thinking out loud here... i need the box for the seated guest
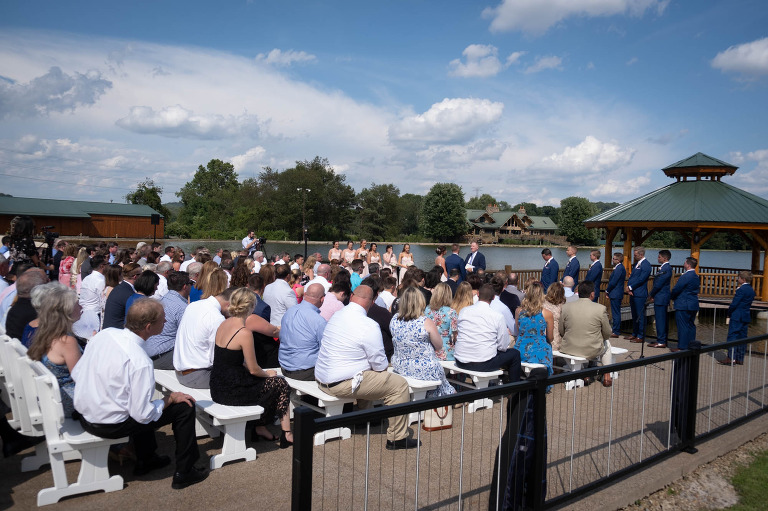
[73,299,208,488]
[6,267,48,340]
[26,283,83,417]
[199,267,228,299]
[78,254,107,332]
[102,263,142,329]
[562,276,578,303]
[262,264,298,327]
[543,281,566,351]
[559,281,614,387]
[505,273,525,303]
[513,282,554,376]
[211,288,293,447]
[186,262,203,302]
[496,271,521,315]
[124,270,160,320]
[375,276,397,312]
[320,278,350,321]
[315,285,419,450]
[144,271,191,369]
[390,287,456,397]
[446,267,461,296]
[247,273,278,368]
[154,261,172,299]
[454,284,521,383]
[490,275,518,336]
[451,281,474,316]
[306,263,332,292]
[349,259,364,291]
[278,283,327,381]
[289,269,304,303]
[361,276,394,361]
[424,282,458,360]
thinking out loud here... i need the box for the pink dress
[59,256,75,289]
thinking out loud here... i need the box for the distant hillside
[163,202,183,220]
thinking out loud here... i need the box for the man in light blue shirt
[145,271,191,369]
[278,283,327,381]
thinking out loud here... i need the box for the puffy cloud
[230,146,266,171]
[535,135,635,174]
[430,139,508,168]
[506,51,526,66]
[524,56,563,74]
[115,105,260,139]
[483,0,669,35]
[591,174,650,197]
[448,44,503,78]
[255,49,317,66]
[388,98,504,146]
[0,66,112,119]
[711,37,768,77]
[730,149,768,195]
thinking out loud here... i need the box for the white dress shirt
[159,254,172,263]
[315,302,387,384]
[306,275,331,292]
[377,290,396,311]
[454,301,508,363]
[79,271,105,313]
[72,327,164,425]
[262,278,298,327]
[179,259,192,272]
[153,274,168,300]
[491,296,517,336]
[173,296,225,371]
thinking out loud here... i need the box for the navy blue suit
[670,270,700,349]
[606,263,626,335]
[585,260,603,302]
[562,257,580,290]
[649,262,672,345]
[252,294,276,368]
[627,258,652,339]
[464,251,486,273]
[727,283,755,362]
[541,257,559,293]
[445,253,466,283]
[102,281,136,329]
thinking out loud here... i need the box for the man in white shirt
[72,298,208,489]
[212,248,223,265]
[159,246,175,263]
[489,276,518,336]
[79,254,107,319]
[154,261,172,300]
[290,254,303,271]
[454,284,521,383]
[173,287,234,388]
[315,285,418,450]
[562,276,578,303]
[252,251,265,274]
[306,263,332,292]
[262,264,298,327]
[242,230,257,256]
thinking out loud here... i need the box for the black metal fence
[292,331,768,511]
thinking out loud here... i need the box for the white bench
[553,346,629,390]
[0,336,23,430]
[388,368,442,425]
[153,369,264,470]
[26,357,127,506]
[440,361,503,413]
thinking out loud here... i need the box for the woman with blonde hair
[451,281,474,315]
[72,247,88,293]
[195,260,220,296]
[425,282,458,360]
[210,288,292,447]
[289,268,304,303]
[302,256,316,285]
[200,267,228,299]
[543,281,567,351]
[26,282,83,417]
[514,281,554,377]
[390,287,456,397]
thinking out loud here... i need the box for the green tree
[513,202,541,216]
[466,193,499,209]
[558,196,598,245]
[356,183,401,240]
[125,178,171,219]
[398,193,423,236]
[421,183,467,242]
[176,159,240,234]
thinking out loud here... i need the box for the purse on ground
[422,405,453,431]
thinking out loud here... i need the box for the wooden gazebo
[585,153,768,301]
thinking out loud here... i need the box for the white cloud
[591,174,650,197]
[535,135,635,174]
[626,57,638,66]
[524,56,563,74]
[646,129,688,145]
[483,0,669,35]
[0,66,112,118]
[430,139,508,168]
[388,98,504,146]
[115,105,260,139]
[448,44,503,78]
[506,51,526,66]
[730,149,768,195]
[255,48,316,66]
[230,146,266,171]
[711,37,768,77]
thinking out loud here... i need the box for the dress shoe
[624,335,636,340]
[719,358,743,366]
[2,434,43,458]
[630,338,644,343]
[602,375,613,388]
[610,334,620,338]
[133,454,171,476]
[647,343,667,348]
[582,376,594,386]
[171,466,209,489]
[279,430,293,449]
[386,438,421,451]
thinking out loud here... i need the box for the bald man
[278,283,327,381]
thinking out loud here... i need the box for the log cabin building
[466,205,562,244]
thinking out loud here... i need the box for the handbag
[422,405,452,431]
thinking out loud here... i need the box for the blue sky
[1,0,767,207]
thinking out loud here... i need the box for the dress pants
[609,298,622,335]
[77,402,199,474]
[654,304,668,345]
[674,310,697,350]
[630,295,646,339]
[322,370,410,442]
[727,320,749,362]
[280,366,315,381]
[456,348,522,384]
[152,350,175,370]
[176,369,211,389]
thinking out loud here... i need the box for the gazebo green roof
[662,152,737,171]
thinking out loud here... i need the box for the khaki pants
[323,370,410,441]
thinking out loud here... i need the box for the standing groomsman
[647,250,672,348]
[585,250,603,302]
[561,245,580,290]
[626,246,651,343]
[670,257,700,351]
[540,248,559,292]
[605,252,626,338]
[721,271,755,365]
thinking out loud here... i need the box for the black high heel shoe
[279,430,293,449]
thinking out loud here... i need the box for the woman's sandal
[280,430,293,449]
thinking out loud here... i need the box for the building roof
[662,152,737,171]
[585,180,768,225]
[0,197,163,219]
[466,209,557,231]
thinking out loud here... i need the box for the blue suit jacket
[464,251,486,272]
[670,270,700,311]
[445,253,466,282]
[102,281,135,329]
[728,284,755,323]
[562,257,580,288]
[253,294,271,322]
[585,261,603,297]
[541,258,559,292]
[606,263,626,300]
[627,259,652,299]
[649,262,672,306]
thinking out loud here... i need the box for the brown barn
[0,197,164,238]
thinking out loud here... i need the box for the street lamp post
[297,187,311,260]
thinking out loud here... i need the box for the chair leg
[20,441,49,472]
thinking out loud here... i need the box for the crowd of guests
[0,216,755,485]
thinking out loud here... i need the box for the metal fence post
[292,406,316,511]
[531,380,548,511]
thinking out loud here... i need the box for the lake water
[169,240,760,271]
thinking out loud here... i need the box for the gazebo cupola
[662,152,738,182]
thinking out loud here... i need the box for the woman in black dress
[210,288,293,447]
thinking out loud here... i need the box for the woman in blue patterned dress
[514,281,554,376]
[424,283,458,360]
[390,286,456,397]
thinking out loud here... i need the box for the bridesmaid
[341,241,356,267]
[398,244,413,283]
[368,243,381,266]
[328,241,342,263]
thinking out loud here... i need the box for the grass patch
[727,449,768,510]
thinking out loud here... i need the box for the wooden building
[466,205,561,244]
[0,197,164,239]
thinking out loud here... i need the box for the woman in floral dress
[424,283,457,360]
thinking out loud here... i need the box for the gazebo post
[605,228,617,268]
[763,249,768,302]
[623,228,633,270]
[751,243,761,273]
[691,229,701,270]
